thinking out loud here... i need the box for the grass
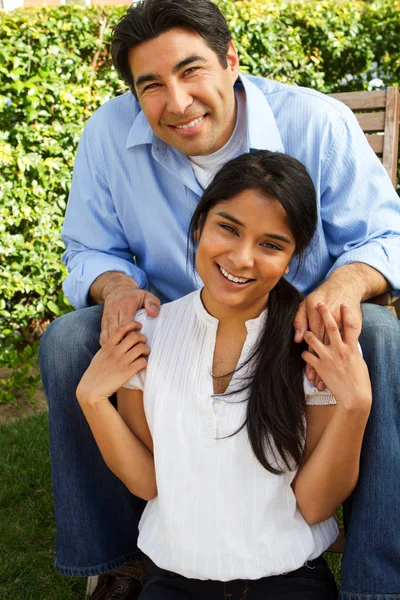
[0,412,85,599]
[0,412,342,598]
[325,525,342,588]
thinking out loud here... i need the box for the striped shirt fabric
[123,290,338,581]
[62,75,400,309]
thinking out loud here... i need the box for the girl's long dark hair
[188,151,318,474]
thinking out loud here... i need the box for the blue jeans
[39,303,400,597]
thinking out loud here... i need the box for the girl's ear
[284,265,290,275]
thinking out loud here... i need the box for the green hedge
[0,0,399,401]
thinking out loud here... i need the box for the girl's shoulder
[135,291,198,348]
[133,308,158,348]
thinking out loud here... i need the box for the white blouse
[123,290,338,581]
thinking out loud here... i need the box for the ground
[0,366,47,425]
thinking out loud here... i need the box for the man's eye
[143,83,161,92]
[184,67,199,76]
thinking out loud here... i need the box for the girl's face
[195,189,296,319]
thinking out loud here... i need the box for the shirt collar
[126,74,285,154]
[193,289,268,335]
[126,107,154,149]
[237,74,285,153]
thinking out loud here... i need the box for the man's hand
[90,272,160,346]
[302,302,371,410]
[295,280,362,389]
[294,263,388,389]
[294,278,362,343]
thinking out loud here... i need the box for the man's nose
[166,84,193,115]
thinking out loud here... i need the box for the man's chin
[158,129,217,157]
[174,140,214,157]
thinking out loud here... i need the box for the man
[39,1,400,599]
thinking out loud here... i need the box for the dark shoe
[90,572,142,600]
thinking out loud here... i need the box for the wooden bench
[329,86,400,187]
[327,85,400,553]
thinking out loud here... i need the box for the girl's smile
[217,263,254,285]
[195,188,296,322]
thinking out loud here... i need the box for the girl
[77,151,371,600]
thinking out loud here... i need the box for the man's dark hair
[112,0,232,97]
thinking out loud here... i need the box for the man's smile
[167,114,207,135]
[173,116,205,129]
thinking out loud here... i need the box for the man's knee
[360,303,399,348]
[360,303,400,383]
[39,305,103,372]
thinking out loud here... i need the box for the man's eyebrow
[216,211,292,243]
[135,55,206,90]
[172,55,206,73]
[135,72,161,90]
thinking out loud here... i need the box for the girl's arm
[292,302,372,525]
[76,323,156,501]
[118,387,153,453]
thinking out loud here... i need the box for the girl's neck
[200,287,269,328]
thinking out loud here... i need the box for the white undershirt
[124,291,338,581]
[189,88,247,189]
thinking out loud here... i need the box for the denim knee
[359,303,400,423]
[360,303,400,356]
[40,304,102,359]
[39,305,103,401]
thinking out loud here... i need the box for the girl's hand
[302,303,372,412]
[76,322,149,406]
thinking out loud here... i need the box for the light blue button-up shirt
[62,75,400,308]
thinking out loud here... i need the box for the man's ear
[226,41,240,81]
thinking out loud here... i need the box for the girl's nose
[228,245,255,269]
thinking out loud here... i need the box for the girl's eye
[219,223,238,235]
[261,242,282,251]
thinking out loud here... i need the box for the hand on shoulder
[89,271,160,345]
[301,303,371,414]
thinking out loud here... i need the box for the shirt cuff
[63,254,149,309]
[326,243,400,297]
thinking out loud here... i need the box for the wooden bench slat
[356,111,385,132]
[329,89,387,110]
[366,134,384,154]
[329,86,399,187]
[383,86,400,186]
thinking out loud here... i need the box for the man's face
[128,28,239,156]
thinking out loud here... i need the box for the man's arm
[62,124,160,342]
[293,100,399,385]
[62,126,149,310]
[294,262,389,343]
